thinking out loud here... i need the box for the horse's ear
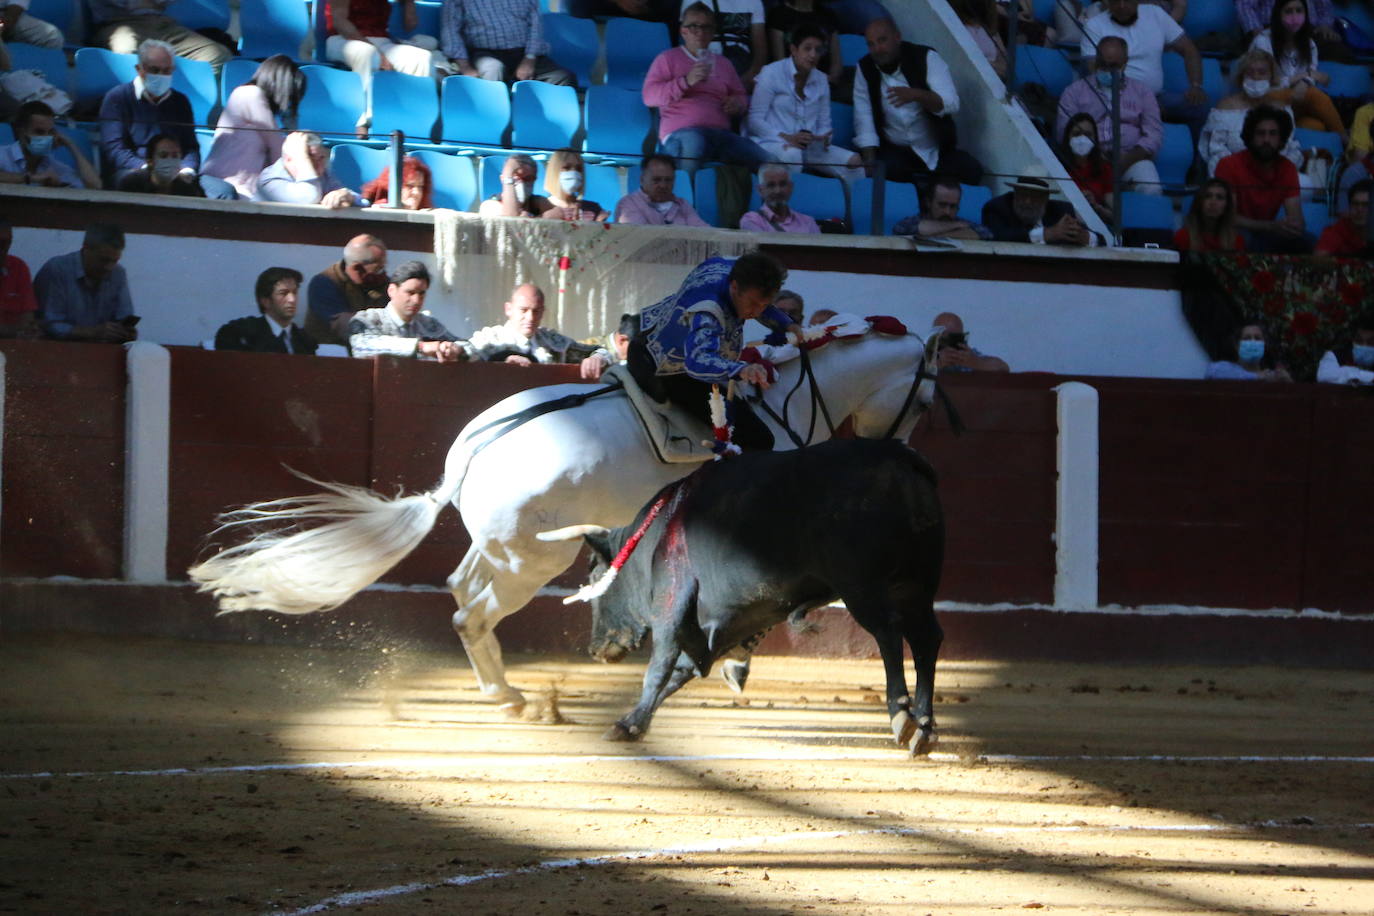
[923,329,943,370]
[584,531,614,563]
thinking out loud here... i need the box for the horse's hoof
[890,708,916,747]
[603,721,643,742]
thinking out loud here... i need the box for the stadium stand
[371,70,440,142]
[414,149,479,210]
[238,0,311,60]
[511,80,582,151]
[297,65,367,140]
[440,75,512,151]
[582,85,653,163]
[603,18,670,91]
[543,13,601,87]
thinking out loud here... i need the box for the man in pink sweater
[642,1,769,180]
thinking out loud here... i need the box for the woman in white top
[203,56,306,199]
[1248,0,1347,140]
[950,0,1008,79]
[747,22,863,183]
[1198,48,1316,199]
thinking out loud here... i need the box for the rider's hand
[737,363,772,389]
[579,355,608,380]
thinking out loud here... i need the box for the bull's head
[536,524,644,662]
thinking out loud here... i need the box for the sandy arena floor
[1,633,1371,915]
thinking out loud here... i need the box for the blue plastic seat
[1013,45,1076,96]
[74,47,137,114]
[693,167,719,226]
[838,33,867,66]
[414,149,479,210]
[0,123,12,145]
[1181,0,1240,40]
[958,183,992,223]
[478,153,544,201]
[29,0,76,37]
[1162,52,1225,105]
[238,0,309,60]
[195,127,215,162]
[848,177,922,234]
[1322,61,1372,99]
[6,43,71,95]
[219,57,260,106]
[583,85,651,163]
[439,75,510,150]
[830,101,855,150]
[582,161,623,216]
[604,18,670,91]
[165,0,230,31]
[1156,121,1194,192]
[371,70,439,142]
[1120,191,1176,230]
[511,79,581,151]
[627,162,694,201]
[1294,127,1344,159]
[543,13,599,86]
[388,0,442,39]
[298,64,365,139]
[1302,200,1333,235]
[173,56,218,127]
[329,143,391,194]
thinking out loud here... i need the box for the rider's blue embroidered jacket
[640,257,792,383]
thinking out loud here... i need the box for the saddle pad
[603,364,715,465]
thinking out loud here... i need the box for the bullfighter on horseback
[627,251,804,450]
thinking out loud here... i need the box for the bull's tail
[189,470,464,615]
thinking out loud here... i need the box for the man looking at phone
[35,224,137,343]
[932,311,1008,373]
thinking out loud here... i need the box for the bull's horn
[536,524,611,542]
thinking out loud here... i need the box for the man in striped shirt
[440,0,575,85]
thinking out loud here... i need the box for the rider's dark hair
[617,312,639,337]
[729,251,787,294]
[390,260,430,286]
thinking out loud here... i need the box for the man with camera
[34,223,138,343]
[932,311,1008,373]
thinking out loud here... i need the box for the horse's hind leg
[904,593,943,756]
[840,586,925,755]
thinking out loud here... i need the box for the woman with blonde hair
[541,148,609,222]
[1175,177,1244,252]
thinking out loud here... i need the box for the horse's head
[848,328,943,440]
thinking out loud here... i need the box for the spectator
[1247,0,1347,141]
[1080,0,1208,145]
[607,312,638,363]
[0,101,100,189]
[479,154,554,218]
[997,0,1056,47]
[1198,49,1312,198]
[1206,321,1292,380]
[1238,0,1353,64]
[774,289,805,324]
[1174,177,1246,251]
[1338,117,1374,198]
[306,234,388,347]
[99,39,236,198]
[88,0,231,70]
[440,0,575,85]
[118,132,206,196]
[256,131,365,208]
[1314,178,1371,256]
[214,267,318,355]
[809,307,837,324]
[1060,112,1116,223]
[765,1,844,79]
[33,223,136,343]
[614,153,711,226]
[681,0,767,85]
[932,311,1009,372]
[950,0,1009,79]
[747,22,863,183]
[1056,36,1163,197]
[643,3,769,181]
[0,0,63,49]
[325,0,448,136]
[203,56,306,200]
[853,17,984,187]
[541,148,609,222]
[349,261,466,361]
[361,155,434,209]
[983,174,1099,245]
[1213,104,1307,251]
[1316,310,1374,385]
[1346,100,1374,163]
[892,176,992,239]
[463,282,613,379]
[740,163,821,233]
[0,218,39,339]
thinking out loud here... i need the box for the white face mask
[1068,134,1096,157]
[152,156,181,180]
[143,72,172,98]
[513,180,531,204]
[559,170,584,195]
[1243,78,1271,99]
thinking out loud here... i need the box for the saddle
[603,364,717,465]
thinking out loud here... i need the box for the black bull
[552,438,946,757]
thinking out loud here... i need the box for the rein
[755,345,836,448]
[884,349,964,441]
[463,379,624,457]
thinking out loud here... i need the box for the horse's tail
[189,470,464,616]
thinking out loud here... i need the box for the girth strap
[464,378,624,457]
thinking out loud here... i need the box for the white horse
[190,329,944,710]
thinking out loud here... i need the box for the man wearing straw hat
[981,173,1098,246]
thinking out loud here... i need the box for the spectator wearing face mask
[1059,113,1116,224]
[0,101,100,189]
[540,148,608,222]
[117,133,207,196]
[1198,49,1313,198]
[1316,311,1374,385]
[1246,0,1348,142]
[479,154,554,218]
[1206,322,1291,380]
[1055,36,1162,198]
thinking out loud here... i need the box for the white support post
[124,341,170,582]
[1054,381,1099,610]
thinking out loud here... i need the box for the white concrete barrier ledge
[124,341,170,583]
[1054,381,1099,609]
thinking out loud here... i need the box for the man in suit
[215,267,318,354]
[981,174,1097,246]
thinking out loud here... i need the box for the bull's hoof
[603,721,644,742]
[721,659,751,695]
[908,715,937,757]
[890,708,917,747]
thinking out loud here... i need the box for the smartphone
[121,315,141,327]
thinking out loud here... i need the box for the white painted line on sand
[5,750,1372,781]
